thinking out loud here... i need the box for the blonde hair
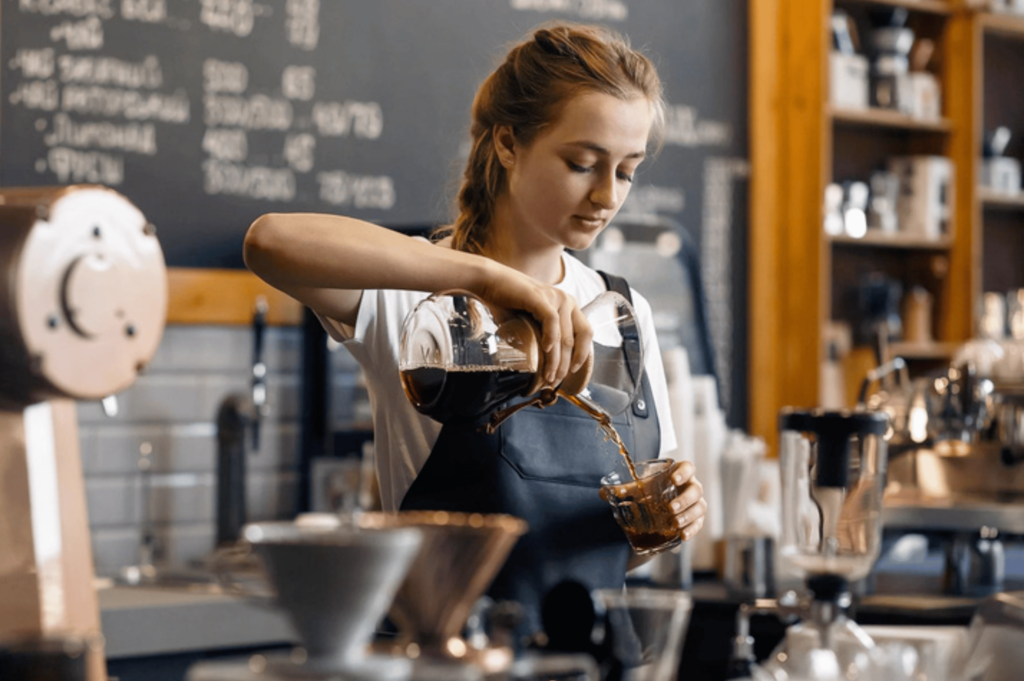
[436,23,665,254]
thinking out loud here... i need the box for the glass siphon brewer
[731,408,893,681]
[398,289,644,429]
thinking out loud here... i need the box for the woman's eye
[567,161,592,174]
[617,171,635,183]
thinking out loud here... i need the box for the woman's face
[498,91,654,253]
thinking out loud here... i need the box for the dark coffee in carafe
[400,365,535,424]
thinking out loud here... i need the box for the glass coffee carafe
[736,408,894,681]
[777,409,890,582]
[398,290,644,429]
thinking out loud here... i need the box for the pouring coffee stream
[399,289,646,481]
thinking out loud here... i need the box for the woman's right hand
[475,264,593,390]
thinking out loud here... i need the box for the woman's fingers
[668,460,707,541]
[569,306,593,376]
[535,290,588,387]
[670,486,706,519]
[679,513,705,541]
[670,460,696,486]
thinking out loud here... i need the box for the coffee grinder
[0,185,167,681]
[731,409,891,681]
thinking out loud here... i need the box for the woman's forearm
[244,213,492,295]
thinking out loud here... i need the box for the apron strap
[595,271,648,418]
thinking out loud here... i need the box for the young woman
[244,22,707,640]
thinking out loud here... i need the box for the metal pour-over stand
[729,409,892,681]
[0,185,166,681]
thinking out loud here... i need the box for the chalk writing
[200,0,264,38]
[47,146,124,184]
[44,112,157,154]
[509,0,627,21]
[121,0,166,23]
[9,79,60,110]
[204,93,292,130]
[62,84,190,122]
[282,65,315,101]
[317,170,395,209]
[10,48,56,79]
[283,133,314,172]
[312,100,382,139]
[620,184,685,216]
[203,159,296,201]
[664,105,732,148]
[203,59,248,94]
[285,0,319,50]
[50,16,103,50]
[19,0,114,18]
[58,55,162,88]
[202,128,248,162]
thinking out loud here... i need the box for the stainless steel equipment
[0,185,167,681]
[197,520,424,681]
[874,341,1024,596]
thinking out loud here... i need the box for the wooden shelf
[166,268,304,326]
[835,0,953,15]
[886,341,959,360]
[981,11,1024,39]
[830,106,953,132]
[829,231,953,249]
[979,186,1024,209]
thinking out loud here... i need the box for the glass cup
[600,459,682,556]
[592,587,693,681]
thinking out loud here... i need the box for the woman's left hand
[668,461,707,541]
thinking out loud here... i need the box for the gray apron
[400,273,661,638]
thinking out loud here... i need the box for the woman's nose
[589,173,618,209]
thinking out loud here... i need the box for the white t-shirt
[318,250,677,511]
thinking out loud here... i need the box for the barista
[243,22,707,639]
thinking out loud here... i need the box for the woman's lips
[573,215,605,229]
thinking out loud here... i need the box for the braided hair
[436,23,665,254]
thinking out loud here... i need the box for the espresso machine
[730,408,892,681]
[876,340,1024,597]
[0,185,167,680]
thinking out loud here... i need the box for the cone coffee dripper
[358,511,527,667]
[223,521,423,677]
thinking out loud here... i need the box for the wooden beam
[943,11,981,342]
[749,0,783,449]
[165,268,304,326]
[749,0,829,454]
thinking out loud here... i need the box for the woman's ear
[493,125,517,169]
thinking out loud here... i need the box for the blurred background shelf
[829,232,955,249]
[979,187,1024,210]
[831,106,953,132]
[837,0,953,15]
[886,340,960,360]
[981,10,1024,39]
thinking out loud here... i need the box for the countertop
[99,585,297,659]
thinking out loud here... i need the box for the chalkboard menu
[1,0,749,423]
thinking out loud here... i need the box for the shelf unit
[978,11,1024,300]
[749,0,977,449]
